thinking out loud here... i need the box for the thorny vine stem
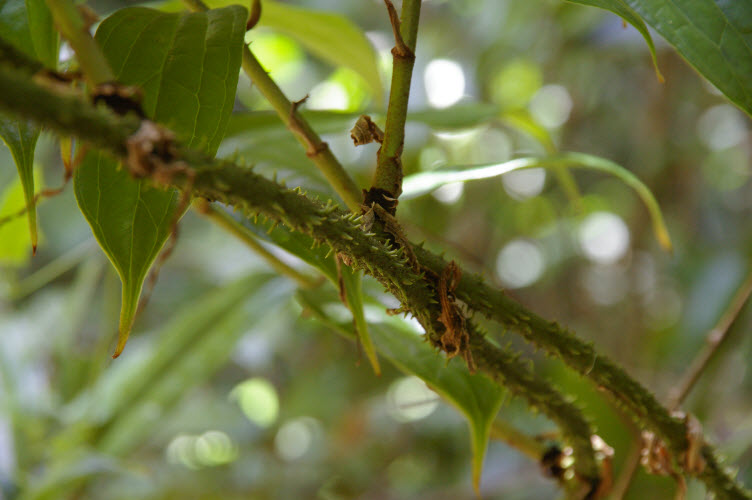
[0,50,749,500]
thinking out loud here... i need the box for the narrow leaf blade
[402,152,672,251]
[74,6,246,356]
[340,268,381,375]
[0,170,37,265]
[298,290,504,490]
[0,118,39,253]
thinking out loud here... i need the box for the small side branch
[668,270,752,410]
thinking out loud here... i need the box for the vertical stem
[240,49,362,211]
[46,0,114,85]
[370,0,422,206]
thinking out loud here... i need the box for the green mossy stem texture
[0,60,748,500]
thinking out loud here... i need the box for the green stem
[182,0,362,213]
[45,0,114,85]
[0,60,748,500]
[371,0,422,201]
[193,198,321,289]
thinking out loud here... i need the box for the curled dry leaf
[350,115,384,146]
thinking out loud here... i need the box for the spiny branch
[0,60,748,500]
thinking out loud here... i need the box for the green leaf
[578,0,752,116]
[95,6,246,153]
[0,0,56,255]
[298,290,504,491]
[0,0,57,68]
[74,5,246,357]
[340,266,381,376]
[160,0,384,101]
[242,217,380,374]
[92,274,279,455]
[0,118,39,253]
[402,152,672,251]
[258,1,384,103]
[567,0,663,82]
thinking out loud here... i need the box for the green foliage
[567,0,663,81]
[297,288,505,492]
[0,0,56,68]
[402,152,672,251]
[3,0,752,498]
[258,0,385,103]
[0,119,39,254]
[596,0,752,116]
[0,0,56,255]
[0,169,36,264]
[74,5,245,356]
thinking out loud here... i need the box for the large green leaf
[298,289,505,491]
[576,0,752,116]
[0,119,39,254]
[402,152,672,251]
[160,0,384,102]
[0,0,57,68]
[567,0,663,81]
[260,1,384,103]
[74,5,246,357]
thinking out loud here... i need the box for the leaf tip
[112,331,129,358]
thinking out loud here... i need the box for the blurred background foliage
[1,0,751,498]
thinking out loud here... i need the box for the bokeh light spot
[231,377,279,428]
[194,430,238,466]
[308,81,349,110]
[275,417,320,461]
[529,84,573,128]
[424,59,465,108]
[502,168,546,200]
[387,377,439,422]
[496,239,545,288]
[489,59,542,109]
[432,182,464,204]
[697,105,747,151]
[578,212,630,264]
